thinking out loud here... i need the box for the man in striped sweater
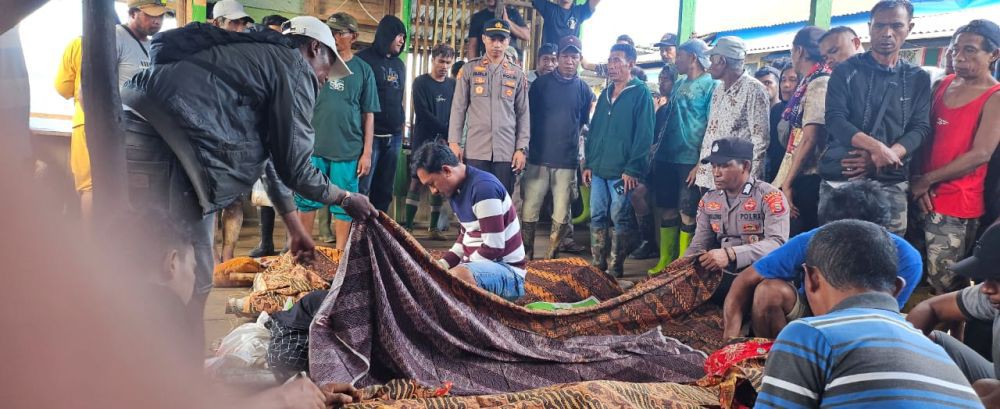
[757,219,983,409]
[412,143,526,301]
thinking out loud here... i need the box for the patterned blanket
[338,339,770,409]
[310,214,723,395]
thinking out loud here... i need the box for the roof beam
[809,0,832,29]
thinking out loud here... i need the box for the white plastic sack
[212,312,271,368]
[250,179,273,207]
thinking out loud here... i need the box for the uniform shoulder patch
[762,191,786,216]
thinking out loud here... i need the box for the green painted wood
[192,2,206,22]
[677,0,695,43]
[809,0,832,29]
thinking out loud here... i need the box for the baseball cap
[654,33,678,48]
[950,223,1000,281]
[707,36,747,60]
[283,16,353,80]
[128,0,172,17]
[483,18,511,39]
[326,12,359,33]
[954,19,1000,50]
[558,35,583,53]
[701,137,753,164]
[213,0,252,22]
[537,43,558,57]
[678,38,711,69]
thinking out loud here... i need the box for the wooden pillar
[304,0,319,16]
[82,0,129,223]
[401,0,413,60]
[809,0,833,29]
[677,0,695,43]
[175,0,190,26]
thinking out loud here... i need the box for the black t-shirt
[532,0,593,45]
[468,7,525,57]
[411,73,456,146]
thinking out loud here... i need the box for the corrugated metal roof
[740,3,1000,54]
[694,0,877,33]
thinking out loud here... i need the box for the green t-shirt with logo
[312,56,381,161]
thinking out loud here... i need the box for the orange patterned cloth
[212,257,264,287]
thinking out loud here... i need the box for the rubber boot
[607,232,633,278]
[678,227,694,256]
[317,206,335,243]
[648,226,680,276]
[545,222,570,259]
[521,222,537,260]
[630,214,659,259]
[572,185,591,225]
[590,227,610,271]
[249,206,277,257]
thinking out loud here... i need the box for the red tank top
[926,75,1000,218]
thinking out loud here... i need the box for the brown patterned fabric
[230,248,340,315]
[310,214,722,395]
[518,257,623,305]
[659,304,726,352]
[341,355,764,409]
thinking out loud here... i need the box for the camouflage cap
[326,12,359,33]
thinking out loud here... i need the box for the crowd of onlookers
[46,0,1000,406]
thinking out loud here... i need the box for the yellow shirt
[55,37,84,128]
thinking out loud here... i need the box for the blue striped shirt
[757,292,983,408]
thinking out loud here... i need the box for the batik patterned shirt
[695,73,771,189]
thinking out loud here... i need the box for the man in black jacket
[357,15,408,212]
[120,17,377,344]
[819,0,931,236]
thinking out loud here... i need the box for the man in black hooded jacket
[819,0,931,236]
[120,17,377,345]
[357,15,408,211]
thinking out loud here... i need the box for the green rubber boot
[648,226,679,276]
[572,185,591,225]
[678,228,694,257]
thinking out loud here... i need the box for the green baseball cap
[326,12,359,33]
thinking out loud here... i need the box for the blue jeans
[359,132,402,211]
[590,175,635,234]
[464,261,525,301]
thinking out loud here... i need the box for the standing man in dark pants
[449,19,530,194]
[521,35,594,260]
[357,15,408,211]
[119,17,377,347]
[404,44,456,239]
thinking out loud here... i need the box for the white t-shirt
[116,25,150,88]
